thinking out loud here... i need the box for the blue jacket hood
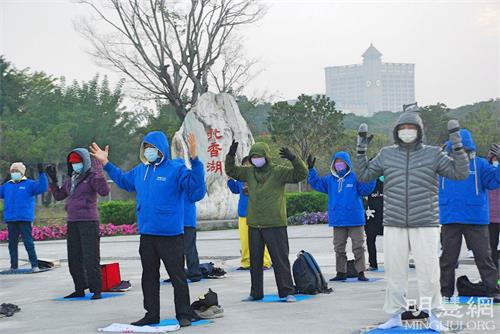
[140,131,170,164]
[331,151,352,177]
[447,129,476,152]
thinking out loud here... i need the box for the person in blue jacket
[227,156,271,270]
[182,178,206,282]
[0,162,48,272]
[439,129,500,302]
[90,131,205,327]
[308,151,376,281]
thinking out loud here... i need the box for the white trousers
[383,226,443,315]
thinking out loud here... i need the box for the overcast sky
[1,0,499,108]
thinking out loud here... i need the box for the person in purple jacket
[46,148,110,300]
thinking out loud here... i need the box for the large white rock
[171,92,254,220]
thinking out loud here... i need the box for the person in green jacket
[225,141,308,302]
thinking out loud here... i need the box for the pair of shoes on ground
[130,315,193,327]
[378,312,449,332]
[64,290,101,300]
[241,295,296,303]
[366,266,379,272]
[329,272,369,281]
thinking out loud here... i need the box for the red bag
[101,263,121,292]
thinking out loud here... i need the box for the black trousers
[67,221,102,293]
[366,230,378,268]
[139,234,191,320]
[489,223,499,271]
[248,226,295,299]
[183,227,202,281]
[440,224,500,297]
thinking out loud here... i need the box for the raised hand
[37,163,44,174]
[447,120,463,151]
[279,147,296,161]
[307,154,316,169]
[357,123,374,154]
[89,142,109,165]
[228,140,239,156]
[187,133,197,159]
[45,165,58,183]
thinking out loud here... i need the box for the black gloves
[45,165,58,183]
[357,123,374,154]
[490,143,500,159]
[37,163,44,173]
[279,147,296,161]
[228,140,239,156]
[307,154,316,169]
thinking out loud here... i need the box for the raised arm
[29,164,49,195]
[354,124,384,182]
[278,147,308,184]
[227,179,241,194]
[90,160,110,196]
[224,140,250,182]
[90,142,136,192]
[435,120,469,181]
[45,165,68,201]
[179,134,206,202]
[356,179,376,196]
[307,168,329,194]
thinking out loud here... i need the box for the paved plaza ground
[1,225,499,334]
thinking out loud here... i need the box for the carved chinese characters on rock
[207,128,223,175]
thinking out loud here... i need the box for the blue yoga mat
[367,326,438,333]
[339,277,383,283]
[253,294,314,303]
[151,319,212,327]
[444,296,499,305]
[0,268,52,275]
[161,278,204,285]
[53,293,124,301]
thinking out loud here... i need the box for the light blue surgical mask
[379,176,385,182]
[144,147,159,163]
[493,161,499,167]
[72,163,84,174]
[10,172,22,181]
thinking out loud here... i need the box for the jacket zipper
[405,148,410,227]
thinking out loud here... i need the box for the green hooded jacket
[225,142,308,228]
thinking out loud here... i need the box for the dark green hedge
[98,201,136,226]
[285,191,328,217]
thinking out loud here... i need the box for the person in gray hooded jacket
[354,103,469,331]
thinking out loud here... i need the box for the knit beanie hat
[10,162,26,176]
[68,152,83,163]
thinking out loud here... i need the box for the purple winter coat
[50,148,110,222]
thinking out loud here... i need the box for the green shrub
[286,192,328,217]
[98,201,136,226]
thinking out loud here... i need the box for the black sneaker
[366,266,378,271]
[401,310,429,321]
[64,290,85,299]
[131,315,160,326]
[91,292,102,300]
[486,292,500,303]
[358,272,369,281]
[329,272,347,281]
[179,318,192,327]
[236,266,250,271]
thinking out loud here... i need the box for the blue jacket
[439,129,500,225]
[227,179,248,217]
[308,151,376,227]
[0,172,48,223]
[104,131,206,236]
[184,179,207,228]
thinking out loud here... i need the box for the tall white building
[325,44,415,116]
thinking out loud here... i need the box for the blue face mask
[379,176,385,182]
[144,147,159,163]
[10,172,22,181]
[72,163,84,174]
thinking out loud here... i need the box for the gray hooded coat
[354,111,469,228]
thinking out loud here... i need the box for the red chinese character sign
[170,92,255,220]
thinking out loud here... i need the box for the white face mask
[398,129,418,143]
[10,172,22,181]
[493,161,499,167]
[251,157,266,168]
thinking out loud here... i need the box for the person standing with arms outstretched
[225,141,308,302]
[90,131,205,327]
[354,103,469,331]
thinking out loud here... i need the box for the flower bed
[0,223,138,242]
[287,211,328,225]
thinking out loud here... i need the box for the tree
[462,101,500,156]
[78,0,265,120]
[267,94,344,161]
[420,103,450,146]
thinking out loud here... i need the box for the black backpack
[457,275,488,297]
[293,250,333,295]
